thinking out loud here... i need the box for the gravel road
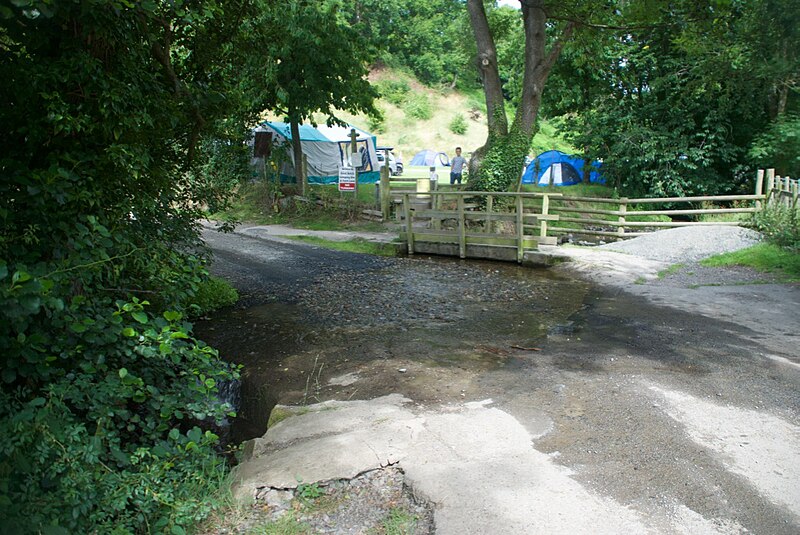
[198,225,799,534]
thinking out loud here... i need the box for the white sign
[338,166,356,192]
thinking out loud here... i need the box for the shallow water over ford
[196,256,591,444]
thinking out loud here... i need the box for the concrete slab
[232,395,655,534]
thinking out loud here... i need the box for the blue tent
[521,150,604,186]
[410,150,450,167]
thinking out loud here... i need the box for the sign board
[338,166,356,192]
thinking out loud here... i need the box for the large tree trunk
[466,0,574,192]
[466,0,507,142]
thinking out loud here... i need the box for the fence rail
[380,168,794,260]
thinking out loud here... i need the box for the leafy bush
[367,106,387,134]
[403,93,433,121]
[0,277,240,533]
[188,276,240,316]
[749,203,800,250]
[449,113,468,135]
[375,79,411,106]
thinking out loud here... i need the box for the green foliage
[748,114,800,177]
[375,79,412,106]
[449,114,468,135]
[403,93,433,121]
[470,128,532,193]
[380,507,418,535]
[338,0,469,86]
[547,0,800,198]
[295,481,325,501]
[701,243,800,281]
[285,236,398,257]
[249,513,310,534]
[0,0,274,532]
[749,204,800,250]
[0,290,240,533]
[368,105,387,134]
[188,276,240,316]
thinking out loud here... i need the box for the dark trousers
[450,172,462,185]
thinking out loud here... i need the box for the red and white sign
[338,166,356,192]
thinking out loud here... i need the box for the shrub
[367,106,387,134]
[375,79,410,106]
[403,93,432,121]
[449,113,468,135]
[749,203,800,250]
[188,275,240,316]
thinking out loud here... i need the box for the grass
[657,263,685,278]
[284,235,398,256]
[700,243,800,281]
[248,513,310,535]
[370,507,418,535]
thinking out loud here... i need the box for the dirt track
[198,227,800,533]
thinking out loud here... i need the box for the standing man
[450,147,466,185]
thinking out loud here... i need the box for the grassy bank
[701,243,800,281]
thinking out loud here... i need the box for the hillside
[319,67,575,163]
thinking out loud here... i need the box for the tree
[465,0,574,192]
[253,0,378,193]
[547,0,799,196]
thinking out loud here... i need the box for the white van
[376,146,403,176]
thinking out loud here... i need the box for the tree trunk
[466,0,507,141]
[289,115,305,195]
[466,0,574,192]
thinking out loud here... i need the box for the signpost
[338,165,356,192]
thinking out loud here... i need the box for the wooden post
[403,193,414,255]
[349,128,359,199]
[485,195,493,233]
[755,169,765,210]
[766,168,775,204]
[516,195,524,262]
[540,194,550,239]
[792,179,798,208]
[301,154,309,197]
[784,177,792,207]
[433,189,441,230]
[380,149,390,220]
[457,195,466,259]
[618,198,628,238]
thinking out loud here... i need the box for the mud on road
[197,228,800,534]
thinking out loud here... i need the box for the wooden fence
[764,168,799,208]
[380,168,794,261]
[398,190,560,262]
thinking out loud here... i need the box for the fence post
[754,169,764,210]
[485,195,493,233]
[516,195,524,262]
[380,150,391,220]
[433,187,441,231]
[766,168,775,204]
[540,194,550,240]
[792,179,798,208]
[457,195,466,259]
[784,176,792,207]
[403,193,414,255]
[618,198,628,238]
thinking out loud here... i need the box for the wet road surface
[197,228,800,534]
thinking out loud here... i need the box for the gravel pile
[598,226,762,263]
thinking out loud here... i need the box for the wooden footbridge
[396,190,560,263]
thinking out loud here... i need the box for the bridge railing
[398,190,562,262]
